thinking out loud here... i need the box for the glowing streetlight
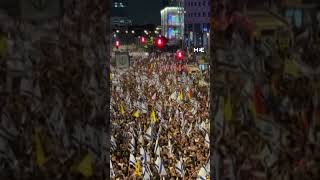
[116,30,120,33]
[131,30,135,34]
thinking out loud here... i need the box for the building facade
[184,0,211,48]
[161,7,184,40]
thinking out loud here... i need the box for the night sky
[127,0,163,25]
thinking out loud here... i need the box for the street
[111,51,210,179]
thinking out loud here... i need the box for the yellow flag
[134,160,142,177]
[133,110,140,118]
[150,110,157,123]
[120,104,125,115]
[223,95,232,122]
[110,73,112,80]
[0,36,8,57]
[284,58,299,78]
[34,130,48,168]
[178,91,184,101]
[77,152,93,177]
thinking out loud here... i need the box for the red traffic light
[141,37,146,43]
[115,40,120,49]
[155,37,165,48]
[176,50,185,60]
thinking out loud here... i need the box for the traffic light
[175,50,185,61]
[115,40,120,49]
[141,37,146,43]
[155,37,165,48]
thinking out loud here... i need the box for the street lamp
[125,30,128,34]
[131,30,135,34]
[116,30,120,33]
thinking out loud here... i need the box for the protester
[111,53,210,179]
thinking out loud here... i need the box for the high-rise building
[161,7,184,40]
[184,0,211,48]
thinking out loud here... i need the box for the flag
[129,153,136,167]
[133,110,140,118]
[76,152,93,177]
[175,159,185,177]
[145,125,153,141]
[110,73,112,80]
[134,160,142,177]
[155,156,167,176]
[129,136,135,152]
[143,164,152,179]
[140,147,150,164]
[186,124,193,137]
[154,136,160,156]
[178,90,184,101]
[284,58,300,78]
[120,104,125,115]
[168,140,174,157]
[110,160,115,177]
[223,95,233,122]
[150,110,158,124]
[205,133,210,147]
[34,129,47,168]
[197,167,207,180]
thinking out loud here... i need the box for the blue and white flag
[129,153,136,167]
[129,136,135,153]
[145,125,153,142]
[197,166,208,180]
[142,163,153,179]
[175,158,185,177]
[205,133,210,147]
[155,156,167,176]
[140,147,150,164]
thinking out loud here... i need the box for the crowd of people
[110,53,210,179]
[0,0,108,179]
[212,1,320,179]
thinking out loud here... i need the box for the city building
[160,7,184,40]
[111,0,132,28]
[184,0,211,49]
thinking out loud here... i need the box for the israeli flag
[129,136,135,153]
[175,159,185,177]
[143,163,153,179]
[197,167,207,180]
[111,135,117,151]
[205,133,210,147]
[129,153,136,167]
[155,156,167,176]
[145,125,153,142]
[140,147,150,164]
